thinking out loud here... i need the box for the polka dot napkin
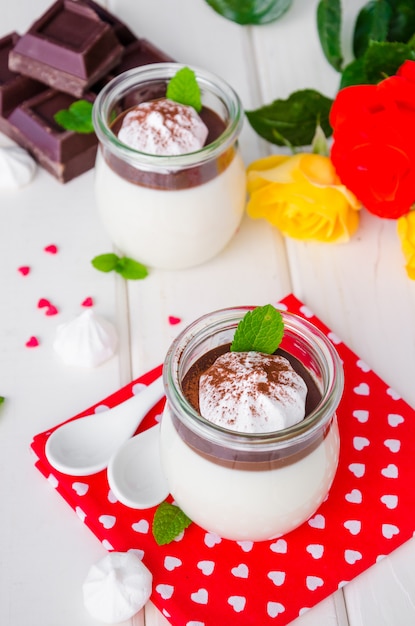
[31,294,415,626]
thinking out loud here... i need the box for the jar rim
[163,306,344,453]
[92,62,244,171]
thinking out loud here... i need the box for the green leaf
[245,89,333,147]
[386,0,415,43]
[54,99,94,134]
[152,502,192,545]
[231,304,284,354]
[316,0,343,71]
[0,397,4,405]
[204,0,293,25]
[91,253,148,280]
[339,57,370,88]
[115,257,148,280]
[353,0,392,58]
[364,40,415,82]
[166,67,202,113]
[91,253,120,273]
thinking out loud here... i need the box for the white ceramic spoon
[45,376,164,476]
[107,424,170,509]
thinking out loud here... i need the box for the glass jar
[160,307,344,542]
[92,63,246,270]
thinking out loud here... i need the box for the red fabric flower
[330,60,415,219]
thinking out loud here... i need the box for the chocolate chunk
[0,32,46,118]
[8,89,97,183]
[81,0,137,46]
[115,39,175,74]
[8,0,124,97]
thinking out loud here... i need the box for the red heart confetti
[25,336,39,348]
[45,305,59,316]
[18,266,30,276]
[44,244,58,254]
[38,298,51,308]
[168,315,182,325]
[81,297,94,307]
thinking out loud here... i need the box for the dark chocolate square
[8,89,98,182]
[8,0,123,97]
[0,32,46,117]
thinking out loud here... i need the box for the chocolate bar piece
[8,0,123,97]
[91,38,176,94]
[8,89,98,183]
[115,39,175,74]
[0,32,46,118]
[82,0,137,46]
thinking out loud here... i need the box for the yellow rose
[246,153,361,243]
[397,210,415,279]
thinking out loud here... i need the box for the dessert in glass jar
[160,306,344,542]
[92,63,246,270]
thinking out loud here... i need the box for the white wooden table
[1,1,415,625]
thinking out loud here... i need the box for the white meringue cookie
[83,551,152,623]
[53,310,117,367]
[0,145,36,189]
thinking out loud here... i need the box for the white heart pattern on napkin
[228,596,246,612]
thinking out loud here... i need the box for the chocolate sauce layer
[103,99,235,190]
[173,344,327,467]
[182,344,322,418]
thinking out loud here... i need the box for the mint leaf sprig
[54,99,94,134]
[166,66,202,112]
[231,304,284,354]
[0,397,4,405]
[152,501,192,545]
[91,253,148,280]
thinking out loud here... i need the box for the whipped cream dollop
[53,310,117,368]
[117,98,208,155]
[0,145,36,189]
[83,551,152,623]
[199,351,307,433]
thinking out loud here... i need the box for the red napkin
[31,294,415,626]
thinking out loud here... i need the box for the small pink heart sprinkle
[168,316,182,325]
[38,298,51,308]
[18,266,30,276]
[81,297,94,307]
[26,336,39,348]
[44,244,58,254]
[45,305,59,316]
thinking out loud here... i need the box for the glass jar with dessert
[160,306,344,542]
[92,63,246,270]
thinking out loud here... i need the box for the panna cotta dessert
[92,63,246,270]
[160,306,344,542]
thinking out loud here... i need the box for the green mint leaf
[54,99,94,134]
[204,0,293,25]
[0,397,4,405]
[316,0,343,72]
[114,257,148,280]
[91,253,120,273]
[364,40,415,82]
[245,89,333,147]
[152,502,192,545]
[387,0,415,43]
[353,0,391,58]
[91,253,148,280]
[231,304,284,354]
[167,67,202,113]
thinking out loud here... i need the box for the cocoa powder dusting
[182,344,321,418]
